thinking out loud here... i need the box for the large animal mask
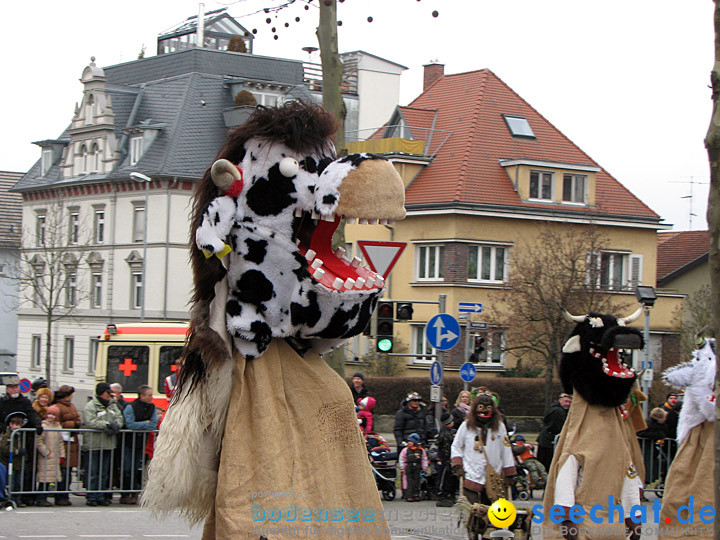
[193,102,406,360]
[559,306,644,407]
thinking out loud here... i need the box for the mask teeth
[310,258,323,270]
[305,249,316,262]
[350,256,362,268]
[366,218,377,225]
[365,276,375,288]
[375,275,385,287]
[343,277,355,289]
[332,277,344,289]
[378,219,388,225]
[387,219,395,225]
[359,218,369,225]
[321,213,335,222]
[312,268,325,281]
[311,211,320,219]
[345,217,356,224]
[335,247,346,258]
[354,277,366,289]
[294,208,303,218]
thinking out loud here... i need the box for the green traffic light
[377,338,393,352]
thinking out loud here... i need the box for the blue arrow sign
[460,362,477,383]
[426,314,461,351]
[430,361,443,385]
[458,302,483,313]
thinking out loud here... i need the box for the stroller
[365,433,398,501]
[509,432,545,501]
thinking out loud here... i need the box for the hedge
[348,376,564,416]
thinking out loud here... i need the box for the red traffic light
[377,301,394,318]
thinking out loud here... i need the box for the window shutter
[586,251,600,288]
[629,254,643,289]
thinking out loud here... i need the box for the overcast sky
[3,0,712,231]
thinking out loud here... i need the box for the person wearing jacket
[394,392,427,448]
[357,396,375,435]
[120,385,157,504]
[35,404,65,506]
[536,393,571,470]
[53,385,81,505]
[81,382,123,506]
[31,388,54,421]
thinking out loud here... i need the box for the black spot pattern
[234,270,274,304]
[290,290,321,328]
[322,194,337,205]
[245,163,297,216]
[303,156,317,173]
[314,303,360,339]
[317,157,334,174]
[244,238,268,265]
[226,299,243,317]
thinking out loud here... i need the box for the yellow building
[344,65,682,379]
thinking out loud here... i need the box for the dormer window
[41,149,53,176]
[529,171,553,200]
[130,136,144,166]
[562,173,587,204]
[502,114,535,139]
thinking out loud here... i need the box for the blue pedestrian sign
[430,361,443,385]
[426,314,461,351]
[458,302,483,313]
[460,362,477,383]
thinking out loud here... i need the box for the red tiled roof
[656,230,709,283]
[399,69,659,220]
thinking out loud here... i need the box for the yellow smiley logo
[487,498,517,528]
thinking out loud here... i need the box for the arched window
[86,94,95,124]
[90,142,100,172]
[80,144,88,174]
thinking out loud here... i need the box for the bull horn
[210,159,241,191]
[619,305,644,325]
[559,304,586,323]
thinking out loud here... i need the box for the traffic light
[376,301,394,352]
[396,302,414,320]
[474,336,486,357]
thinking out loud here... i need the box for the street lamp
[635,285,657,415]
[129,172,151,321]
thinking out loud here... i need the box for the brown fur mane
[465,394,501,432]
[177,102,338,396]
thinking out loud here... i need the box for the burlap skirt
[202,339,390,540]
[658,421,715,540]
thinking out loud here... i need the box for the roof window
[502,114,535,139]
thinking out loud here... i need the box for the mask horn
[210,159,241,191]
[619,305,644,325]
[559,305,586,323]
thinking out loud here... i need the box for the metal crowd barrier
[637,437,677,497]
[4,427,158,507]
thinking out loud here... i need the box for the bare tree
[317,0,346,151]
[703,1,720,532]
[672,284,713,357]
[15,201,89,386]
[487,223,628,406]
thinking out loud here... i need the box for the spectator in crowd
[660,392,680,440]
[82,382,123,506]
[434,412,458,507]
[511,434,547,487]
[110,383,129,412]
[394,392,427,448]
[120,385,158,504]
[108,382,129,498]
[0,412,28,507]
[32,388,54,421]
[637,407,669,484]
[349,372,369,404]
[164,357,183,403]
[399,433,429,502]
[425,396,449,438]
[53,385,82,506]
[451,391,472,430]
[356,396,375,435]
[35,404,65,506]
[536,392,572,470]
[30,378,49,401]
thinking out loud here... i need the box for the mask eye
[279,157,299,177]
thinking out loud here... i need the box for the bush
[227,36,247,53]
[348,376,563,416]
[234,90,258,107]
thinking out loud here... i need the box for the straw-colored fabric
[202,339,390,540]
[658,421,715,540]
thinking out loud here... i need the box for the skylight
[502,114,535,138]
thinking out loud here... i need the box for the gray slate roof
[0,171,23,247]
[12,48,307,192]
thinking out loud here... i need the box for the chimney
[423,62,444,91]
[197,3,205,48]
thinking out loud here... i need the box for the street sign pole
[436,294,446,433]
[464,318,471,391]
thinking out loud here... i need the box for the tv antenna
[669,176,709,230]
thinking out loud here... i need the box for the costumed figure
[542,306,645,540]
[451,393,517,540]
[619,381,648,500]
[658,337,716,540]
[142,102,405,539]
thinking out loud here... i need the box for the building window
[133,204,146,242]
[502,114,535,138]
[66,272,77,307]
[412,326,435,363]
[85,94,95,125]
[31,335,42,370]
[562,174,587,203]
[252,92,280,107]
[36,214,46,246]
[130,136,144,166]
[588,252,642,291]
[41,149,53,176]
[417,245,444,280]
[529,171,553,200]
[472,331,505,365]
[68,210,79,245]
[132,272,143,309]
[91,273,102,308]
[80,144,89,174]
[94,209,105,243]
[468,245,508,283]
[63,337,75,372]
[88,338,99,375]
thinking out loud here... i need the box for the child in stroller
[365,432,398,501]
[510,434,546,501]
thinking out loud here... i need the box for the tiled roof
[656,230,709,285]
[399,69,660,222]
[0,171,23,247]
